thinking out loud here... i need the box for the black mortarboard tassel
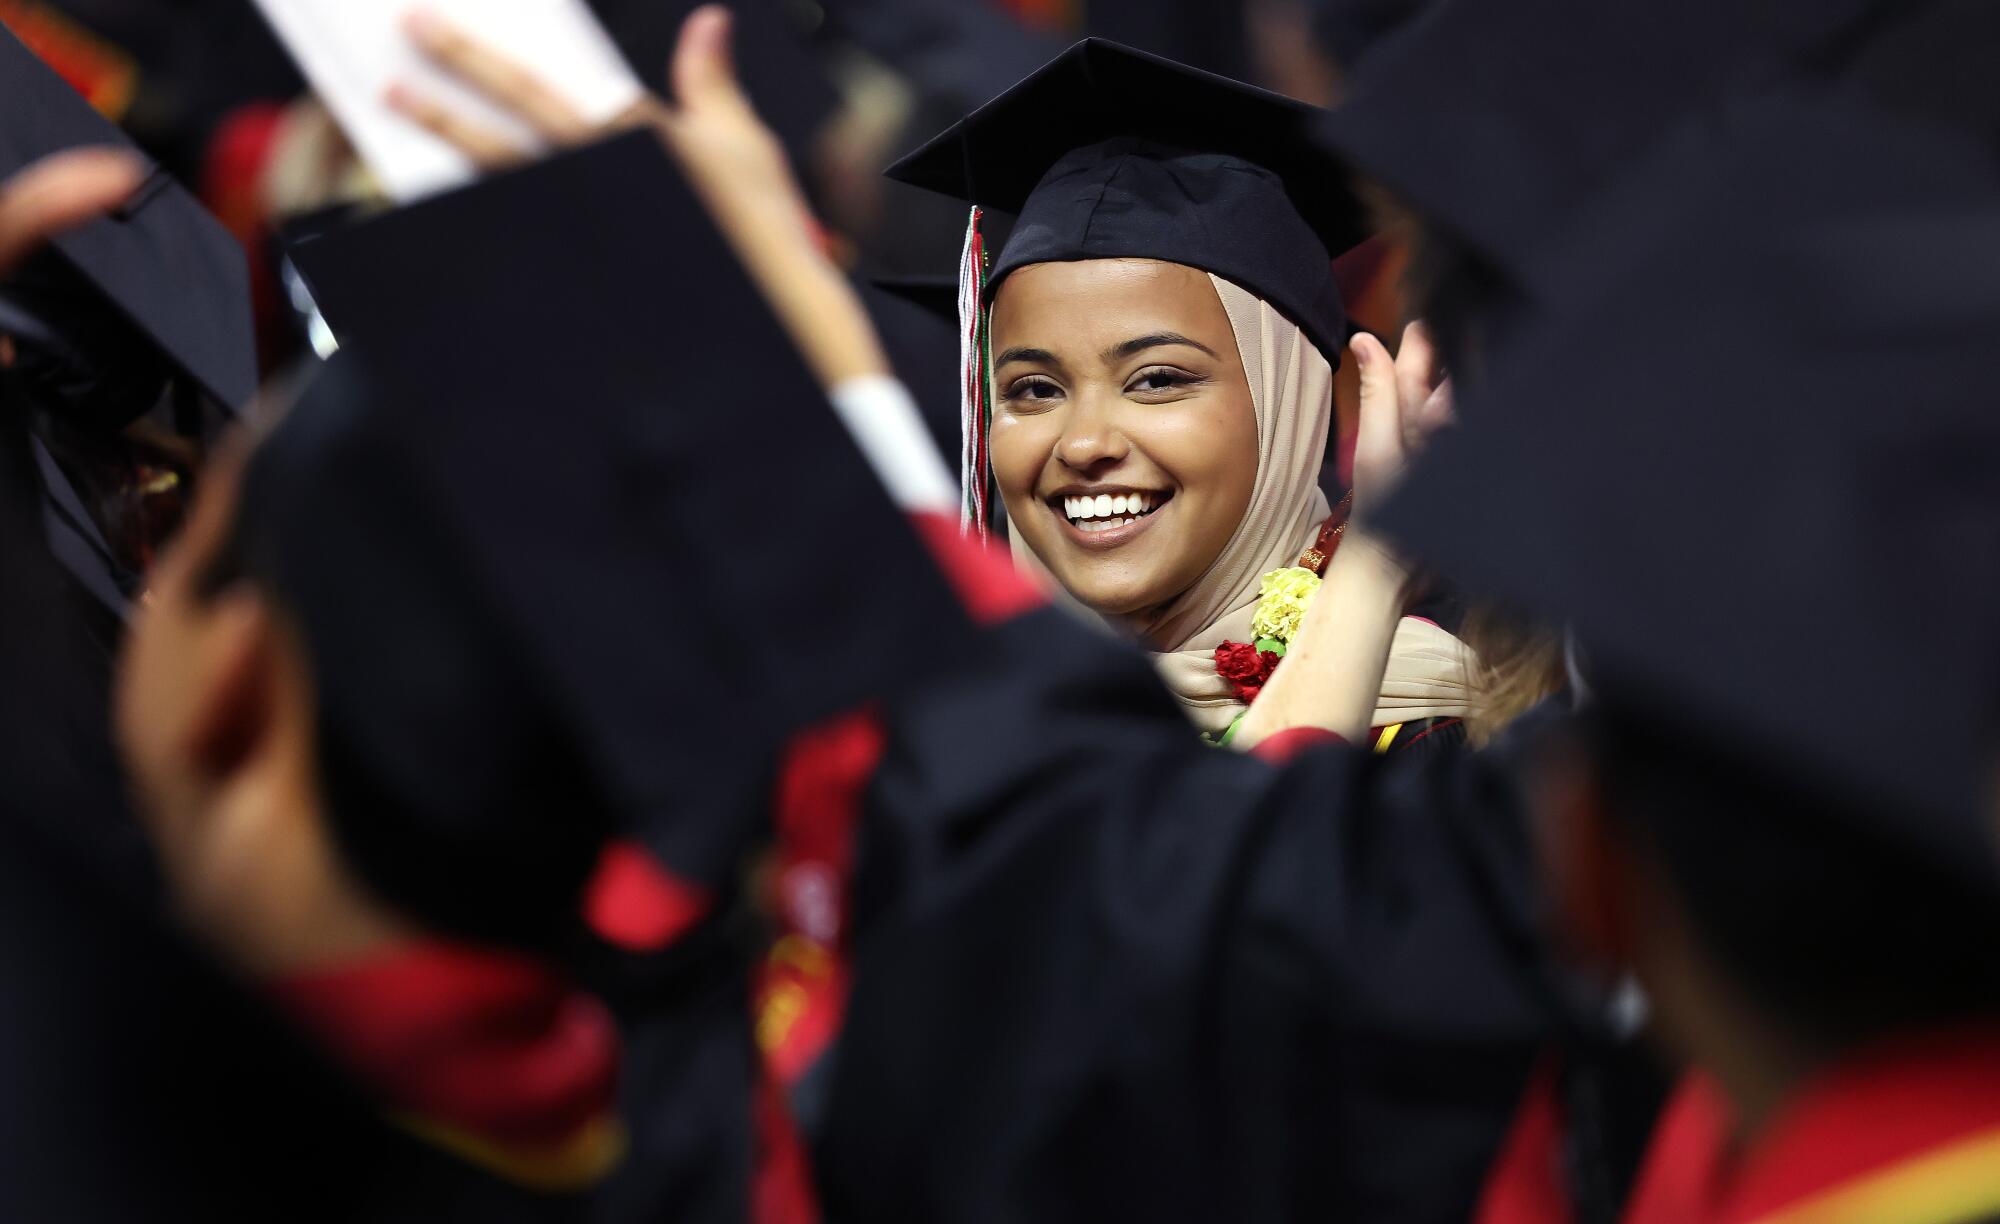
[263,131,975,945]
[1378,92,2000,886]
[0,24,255,416]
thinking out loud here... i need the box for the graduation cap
[887,38,1367,532]
[890,38,1366,366]
[1313,0,1886,289]
[254,129,975,946]
[1377,93,2000,886]
[0,23,255,419]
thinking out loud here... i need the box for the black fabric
[0,22,255,412]
[886,38,1367,366]
[816,0,1062,117]
[1315,0,1880,290]
[0,810,595,1223]
[1379,90,2000,887]
[270,130,975,944]
[816,609,1601,1223]
[1308,0,1433,72]
[1315,0,1997,316]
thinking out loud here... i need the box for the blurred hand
[1349,320,1455,522]
[394,5,810,245]
[0,148,144,274]
[119,437,416,976]
[392,4,887,388]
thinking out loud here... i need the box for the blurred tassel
[957,205,991,537]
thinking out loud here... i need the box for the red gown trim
[1625,1027,2000,1223]
[273,940,623,1187]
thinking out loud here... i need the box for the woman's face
[989,259,1258,621]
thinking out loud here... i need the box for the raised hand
[0,148,143,273]
[1348,321,1455,522]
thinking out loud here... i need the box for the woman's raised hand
[1348,322,1455,522]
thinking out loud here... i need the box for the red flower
[1214,640,1281,704]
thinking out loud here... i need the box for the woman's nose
[1055,393,1129,473]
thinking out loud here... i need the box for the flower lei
[1213,566,1322,704]
[1212,498,1351,706]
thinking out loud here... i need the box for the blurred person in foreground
[1383,86,2000,1223]
[0,147,587,1224]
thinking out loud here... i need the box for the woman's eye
[1004,377,1064,404]
[1128,368,1198,394]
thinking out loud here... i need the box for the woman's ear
[183,589,283,785]
[1528,737,1641,970]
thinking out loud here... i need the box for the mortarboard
[1378,93,2000,884]
[889,37,1367,367]
[0,23,255,416]
[260,130,976,945]
[886,38,1368,532]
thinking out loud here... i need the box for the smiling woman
[990,258,1257,623]
[891,40,1478,740]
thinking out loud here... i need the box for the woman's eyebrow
[995,345,1062,368]
[1105,332,1218,362]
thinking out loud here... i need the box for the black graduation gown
[812,607,1606,1224]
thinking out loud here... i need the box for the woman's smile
[1045,486,1175,550]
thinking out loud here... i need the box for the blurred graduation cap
[1378,94,2000,885]
[258,129,974,945]
[1313,0,1896,286]
[0,22,255,420]
[888,37,1369,367]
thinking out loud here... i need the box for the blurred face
[988,259,1258,629]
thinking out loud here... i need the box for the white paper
[254,0,646,200]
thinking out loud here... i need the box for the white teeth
[1078,515,1139,533]
[1059,491,1165,523]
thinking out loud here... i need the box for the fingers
[1394,320,1449,454]
[668,5,747,117]
[402,10,592,143]
[0,148,144,273]
[386,82,524,170]
[1350,330,1401,461]
[1420,378,1456,426]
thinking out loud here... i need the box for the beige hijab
[1010,273,1476,736]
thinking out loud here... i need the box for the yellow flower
[1250,566,1322,643]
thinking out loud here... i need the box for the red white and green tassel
[957,205,994,537]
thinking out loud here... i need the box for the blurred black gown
[805,605,1634,1224]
